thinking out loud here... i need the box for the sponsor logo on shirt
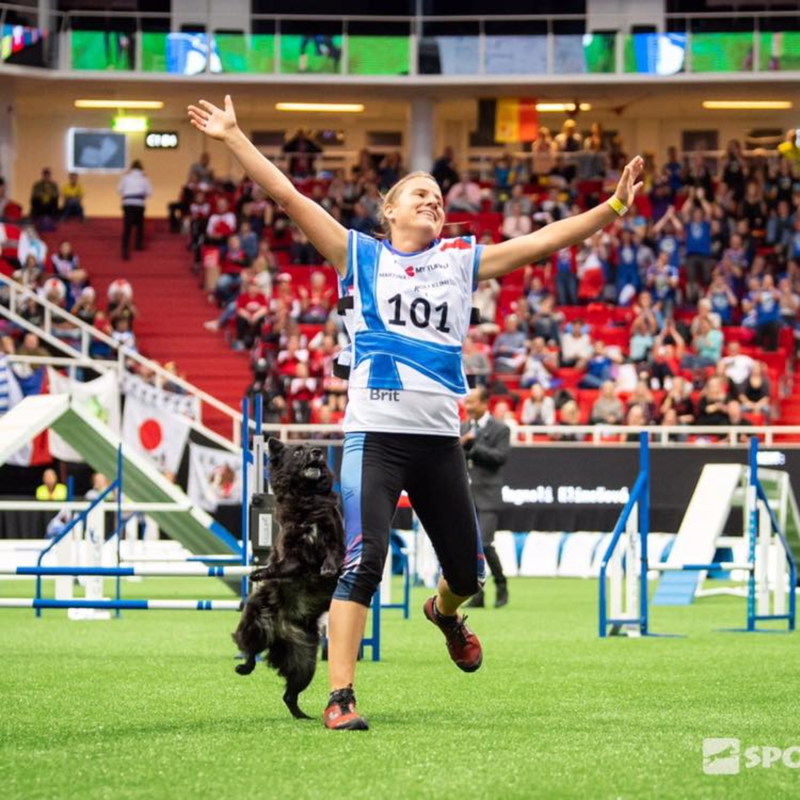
[369,389,401,402]
[415,262,450,274]
[440,239,471,251]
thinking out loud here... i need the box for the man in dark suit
[461,386,510,608]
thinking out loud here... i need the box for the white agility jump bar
[0,598,240,611]
[650,562,754,572]
[0,566,253,578]
[0,501,191,512]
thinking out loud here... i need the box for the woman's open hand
[187,95,238,142]
[613,155,645,210]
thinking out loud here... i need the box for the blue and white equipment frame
[599,433,797,637]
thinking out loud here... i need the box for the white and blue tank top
[338,230,482,436]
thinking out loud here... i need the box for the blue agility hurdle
[3,440,251,618]
[243,397,381,661]
[599,434,797,637]
[1,400,384,661]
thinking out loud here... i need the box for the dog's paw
[235,662,256,676]
[250,567,274,582]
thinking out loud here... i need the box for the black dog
[232,438,344,720]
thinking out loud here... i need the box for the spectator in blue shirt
[553,246,578,306]
[579,341,615,388]
[706,272,738,326]
[651,204,683,269]
[766,199,795,260]
[663,146,683,195]
[749,274,782,351]
[681,187,714,301]
[646,252,680,317]
[614,228,643,305]
[791,216,800,261]
[492,314,528,373]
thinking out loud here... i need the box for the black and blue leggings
[334,432,486,607]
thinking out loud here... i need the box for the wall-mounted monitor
[68,128,128,173]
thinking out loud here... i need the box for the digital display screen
[624,33,686,75]
[68,129,127,172]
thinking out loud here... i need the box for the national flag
[494,97,538,144]
[48,370,121,463]
[122,394,190,475]
[0,356,50,466]
[187,443,242,512]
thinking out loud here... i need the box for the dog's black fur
[232,438,344,720]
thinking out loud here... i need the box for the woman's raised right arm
[188,95,348,275]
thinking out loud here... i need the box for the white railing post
[757,500,771,615]
[625,502,639,622]
[753,16,760,73]
[341,18,349,75]
[774,535,788,616]
[408,17,418,76]
[477,17,485,75]
[274,17,281,75]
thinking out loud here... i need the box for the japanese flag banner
[121,394,190,475]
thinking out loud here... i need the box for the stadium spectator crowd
[160,127,800,435]
[0,174,166,385]
[2,123,799,439]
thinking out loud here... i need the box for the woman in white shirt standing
[117,160,153,260]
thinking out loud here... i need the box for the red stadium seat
[0,222,21,259]
[2,202,22,221]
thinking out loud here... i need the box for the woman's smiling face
[383,175,445,242]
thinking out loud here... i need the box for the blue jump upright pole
[115,443,123,619]
[638,431,650,636]
[240,397,251,608]
[747,437,758,632]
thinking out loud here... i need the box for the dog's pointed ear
[267,437,285,460]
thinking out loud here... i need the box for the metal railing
[2,3,799,78]
[255,422,800,448]
[0,273,242,448]
[509,424,800,448]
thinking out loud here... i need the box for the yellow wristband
[607,196,628,217]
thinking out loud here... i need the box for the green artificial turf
[1,577,798,799]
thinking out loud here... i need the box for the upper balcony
[1,3,799,85]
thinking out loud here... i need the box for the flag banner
[14,365,46,396]
[121,372,200,419]
[122,394,190,475]
[2,355,31,466]
[48,369,121,463]
[187,442,242,512]
[494,97,538,143]
[1,357,50,466]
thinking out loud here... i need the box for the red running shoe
[423,596,483,673]
[323,685,370,731]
